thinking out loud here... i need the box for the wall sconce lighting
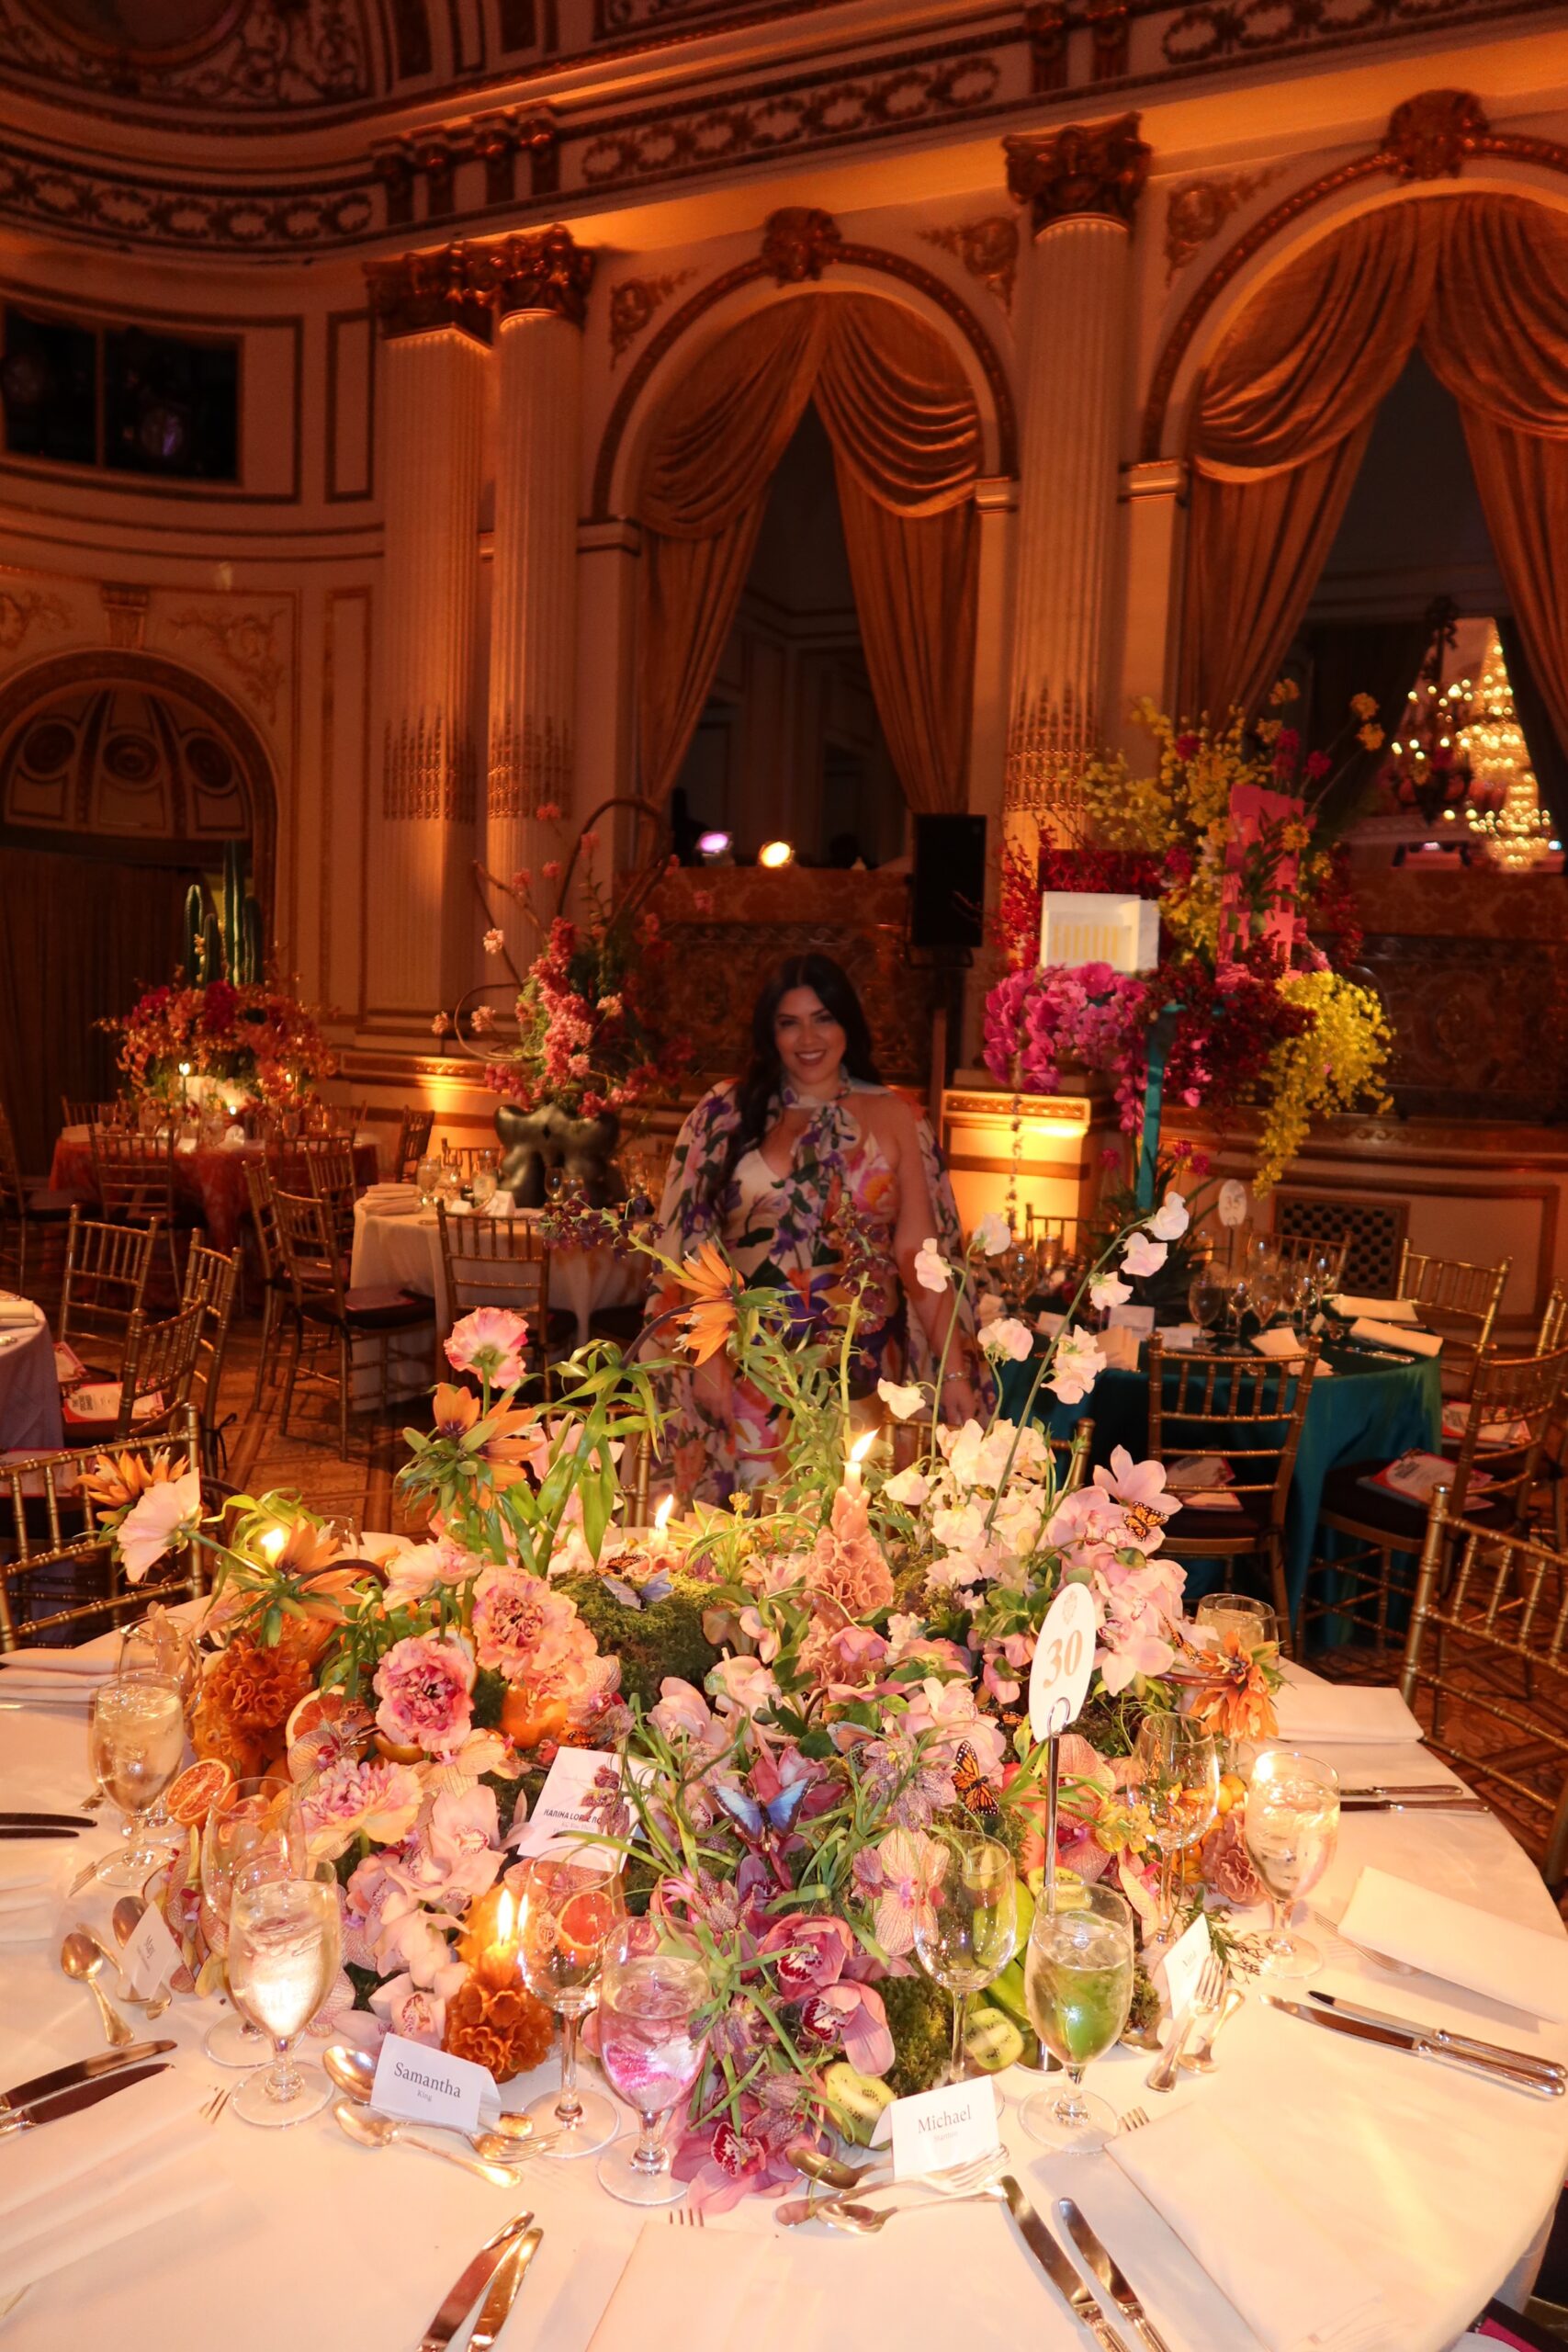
[758,839,794,869]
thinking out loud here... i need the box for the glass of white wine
[200,1777,304,2066]
[515,1852,625,2157]
[226,1858,342,2128]
[1243,1747,1340,1977]
[89,1672,186,1889]
[911,1828,1017,2084]
[1133,1714,1221,1950]
[1021,1883,1135,2154]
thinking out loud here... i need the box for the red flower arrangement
[106,977,337,1104]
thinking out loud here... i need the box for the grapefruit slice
[556,1885,620,1962]
[165,1758,233,1827]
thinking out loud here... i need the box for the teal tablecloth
[997,1346,1443,1627]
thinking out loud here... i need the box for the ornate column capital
[365,243,493,344]
[484,225,597,327]
[1004,113,1150,235]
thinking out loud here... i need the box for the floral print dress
[645,1077,977,1504]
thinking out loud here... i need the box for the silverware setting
[0,2039,175,2117]
[1306,1991,1567,2086]
[321,2041,557,2157]
[993,2173,1134,2352]
[0,1811,95,1830]
[0,2059,171,2136]
[332,2098,527,2185]
[787,2154,1001,2234]
[0,1825,80,1840]
[469,2224,544,2352]
[59,1928,136,2047]
[1147,1955,1226,2093]
[1339,1795,1490,1815]
[1263,1993,1564,2096]
[417,2212,536,2352]
[199,2084,234,2125]
[1181,1982,1245,2074]
[668,2204,706,2227]
[1060,2197,1173,2352]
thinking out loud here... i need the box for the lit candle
[258,1525,287,1563]
[648,1491,676,1559]
[481,1887,518,1989]
[845,1430,876,1493]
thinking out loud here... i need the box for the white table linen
[351,1198,643,1348]
[0,1294,62,1454]
[1338,1868,1568,2020]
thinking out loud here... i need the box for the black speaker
[910,814,987,949]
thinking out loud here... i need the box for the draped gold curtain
[637,294,981,811]
[1179,195,1568,755]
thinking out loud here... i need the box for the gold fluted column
[1002,114,1150,846]
[481,227,597,895]
[364,245,490,1021]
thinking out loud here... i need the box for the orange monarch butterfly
[1119,1499,1171,1545]
[952,1739,999,1818]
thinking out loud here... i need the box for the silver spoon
[331,2098,525,2186]
[108,1899,173,2019]
[60,1929,136,2048]
[322,2043,552,2154]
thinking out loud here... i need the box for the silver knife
[1263,1996,1564,2097]
[993,2176,1134,2351]
[0,1812,96,1828]
[469,2223,544,2352]
[1308,1992,1567,2083]
[0,1826,81,1840]
[418,2212,535,2352]
[1059,2199,1171,2352]
[0,2061,170,2135]
[0,2039,176,2116]
[1339,1794,1489,1813]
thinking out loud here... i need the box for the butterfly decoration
[1118,1498,1171,1546]
[713,1775,810,1842]
[952,1739,999,1819]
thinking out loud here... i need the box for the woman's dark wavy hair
[710,953,883,1204]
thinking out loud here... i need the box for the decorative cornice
[365,242,494,343]
[608,268,694,365]
[761,207,842,285]
[486,223,596,324]
[1004,112,1149,234]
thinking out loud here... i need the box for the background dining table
[0,1294,62,1454]
[350,1193,644,1349]
[49,1127,382,1255]
[0,1632,1562,2351]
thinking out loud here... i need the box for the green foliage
[878,1972,953,2098]
[558,1572,722,1710]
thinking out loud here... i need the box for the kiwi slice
[963,2006,1025,2073]
[823,2061,897,2146]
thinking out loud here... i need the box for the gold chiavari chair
[393,1107,434,1182]
[1147,1335,1320,1652]
[272,1186,434,1455]
[90,1125,204,1289]
[61,1300,205,1444]
[437,1143,502,1180]
[243,1160,296,1410]
[0,1097,83,1293]
[1055,1417,1094,1500]
[57,1209,159,1374]
[181,1241,239,1472]
[1397,1240,1510,1395]
[62,1096,121,1130]
[1272,1229,1351,1286]
[304,1137,358,1253]
[1304,1341,1568,1652]
[1539,1282,1568,1355]
[434,1201,576,1401]
[1403,1487,1568,1894]
[0,1403,204,1650]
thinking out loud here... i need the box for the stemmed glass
[1243,1748,1340,1978]
[596,1919,712,2207]
[1021,1883,1135,2154]
[226,1856,341,2128]
[1196,1593,1279,1655]
[515,1853,625,2157]
[414,1151,440,1207]
[88,1672,186,1890]
[117,1612,198,1841]
[470,1150,498,1214]
[200,1777,304,2065]
[1188,1256,1228,1351]
[1134,1715,1221,1950]
[911,1828,1017,2084]
[1276,1260,1313,1338]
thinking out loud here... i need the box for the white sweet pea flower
[1046,1329,1106,1406]
[979,1316,1032,1363]
[913,1238,953,1294]
[877,1377,926,1421]
[883,1466,931,1508]
[1089,1272,1133,1312]
[972,1210,1010,1258]
[1147,1190,1190,1242]
[1121,1230,1168,1279]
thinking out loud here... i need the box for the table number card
[123,1902,184,1998]
[1159,1910,1213,2021]
[371,2033,493,2133]
[886,2077,1000,2183]
[1028,1580,1098,1741]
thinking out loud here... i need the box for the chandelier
[1461,628,1554,871]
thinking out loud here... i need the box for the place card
[123,1903,184,1998]
[886,2076,1000,2182]
[1158,1910,1213,2022]
[1107,1304,1155,1338]
[510,1746,639,1863]
[371,2032,493,2133]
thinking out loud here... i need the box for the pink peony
[444,1306,529,1387]
[471,1566,583,1680]
[299,1756,423,1861]
[373,1634,476,1758]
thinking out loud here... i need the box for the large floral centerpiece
[100,1194,1279,2203]
[985,689,1393,1190]
[107,978,338,1110]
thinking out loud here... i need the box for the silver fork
[814,2155,1004,2235]
[1118,2107,1149,2133]
[1147,1956,1225,2093]
[199,2085,233,2125]
[1182,1981,1245,2073]
[668,2203,705,2227]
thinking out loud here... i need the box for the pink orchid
[870,1827,946,1957]
[1089,1446,1180,1551]
[444,1306,529,1387]
[902,1677,1008,1776]
[706,1654,779,1716]
[368,1970,461,2046]
[649,1676,726,1748]
[373,1634,476,1758]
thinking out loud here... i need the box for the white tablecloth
[351,1198,643,1348]
[0,1296,62,1453]
[3,1663,1566,2350]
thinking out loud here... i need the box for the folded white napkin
[1338,1868,1568,2021]
[0,1299,39,1328]
[1271,1672,1422,1747]
[1253,1328,1332,1374]
[0,1677,100,1704]
[1350,1317,1442,1357]
[1332,1295,1418,1323]
[1109,2104,1387,2352]
[1100,1325,1142,1372]
[1159,1323,1203,1351]
[0,2067,218,2303]
[0,1648,111,1679]
[587,2223,799,2352]
[488,1193,515,1219]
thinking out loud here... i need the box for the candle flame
[493,1887,514,1946]
[258,1526,286,1561]
[849,1430,876,1466]
[653,1492,675,1532]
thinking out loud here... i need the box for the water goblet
[1188,1261,1228,1351]
[1243,1748,1340,1978]
[200,1777,304,2065]
[596,1920,712,2207]
[226,1858,341,2128]
[414,1153,440,1206]
[88,1672,186,1890]
[470,1151,498,1213]
[1021,1883,1135,2154]
[515,1853,625,2157]
[1196,1593,1279,1653]
[1133,1715,1221,1950]
[911,1828,1017,2084]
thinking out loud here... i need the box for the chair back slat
[90,1126,181,1228]
[269,1184,347,1316]
[1147,1337,1319,1524]
[59,1208,158,1354]
[1441,1342,1568,1523]
[181,1242,239,1436]
[394,1108,434,1182]
[434,1201,548,1323]
[0,1405,202,1648]
[1538,1282,1568,1355]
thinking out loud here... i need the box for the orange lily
[80,1450,178,1511]
[674,1239,741,1364]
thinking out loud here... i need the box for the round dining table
[351,1192,644,1348]
[1,1628,1564,2352]
[0,1293,62,1454]
[50,1127,382,1255]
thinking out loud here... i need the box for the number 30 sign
[1028,1581,1098,1741]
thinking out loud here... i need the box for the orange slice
[556,1886,619,1962]
[165,1758,233,1827]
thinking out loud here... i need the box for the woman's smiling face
[773,987,847,1096]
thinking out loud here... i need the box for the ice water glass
[1244,1748,1340,1977]
[470,1153,498,1213]
[200,1777,303,2065]
[515,1854,625,2157]
[415,1153,440,1206]
[1021,1883,1135,2154]
[1134,1715,1221,1948]
[911,1829,1017,2083]
[227,1860,341,2127]
[1188,1264,1227,1349]
[596,1923,711,2207]
[89,1673,185,1889]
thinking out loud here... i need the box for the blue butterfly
[713,1778,809,1842]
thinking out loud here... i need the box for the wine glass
[1021,1882,1135,2154]
[596,1919,712,2207]
[200,1777,304,2065]
[1133,1715,1221,1950]
[1243,1748,1340,1978]
[911,1829,1017,2084]
[1275,1259,1313,1337]
[434,1154,463,1210]
[470,1150,498,1214]
[88,1672,186,1889]
[514,1853,625,2157]
[226,1858,341,2128]
[1187,1258,1228,1351]
[414,1152,440,1206]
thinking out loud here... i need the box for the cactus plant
[181,842,267,986]
[183,882,203,981]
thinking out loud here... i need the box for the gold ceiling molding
[366,223,597,340]
[1003,112,1151,234]
[608,268,694,366]
[100,582,150,650]
[761,207,842,285]
[1140,88,1568,461]
[167,606,287,724]
[0,583,66,653]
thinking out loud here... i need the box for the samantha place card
[886,2076,1000,2182]
[372,2032,493,2132]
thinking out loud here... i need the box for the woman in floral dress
[645,953,986,1504]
